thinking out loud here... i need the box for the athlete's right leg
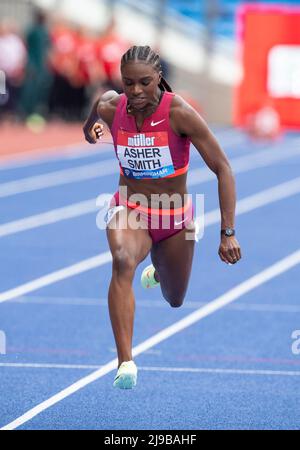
[106,207,152,367]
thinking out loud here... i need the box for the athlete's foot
[141,264,160,289]
[113,360,137,389]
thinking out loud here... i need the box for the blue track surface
[0,128,300,430]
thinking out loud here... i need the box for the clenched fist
[83,122,104,144]
[218,235,242,265]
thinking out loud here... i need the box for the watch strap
[221,228,235,237]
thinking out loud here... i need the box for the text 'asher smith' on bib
[117,130,175,179]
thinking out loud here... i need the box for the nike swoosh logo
[174,218,187,226]
[150,119,165,126]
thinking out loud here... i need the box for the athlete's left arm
[172,100,241,264]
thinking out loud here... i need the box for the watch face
[225,228,234,236]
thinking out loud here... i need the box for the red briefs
[108,191,194,244]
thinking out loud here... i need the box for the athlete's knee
[112,248,137,276]
[163,290,185,308]
[169,298,184,308]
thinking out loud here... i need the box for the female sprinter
[83,46,241,389]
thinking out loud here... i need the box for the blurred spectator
[76,28,103,88]
[48,17,130,121]
[245,99,282,141]
[19,9,51,119]
[0,19,26,120]
[0,11,134,124]
[48,18,79,120]
[95,18,131,93]
[48,20,98,121]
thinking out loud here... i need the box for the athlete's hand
[83,122,104,144]
[218,236,241,265]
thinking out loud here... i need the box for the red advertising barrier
[234,4,300,130]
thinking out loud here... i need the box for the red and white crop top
[110,92,190,180]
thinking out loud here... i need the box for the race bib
[117,130,175,179]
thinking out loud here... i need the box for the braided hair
[121,45,172,92]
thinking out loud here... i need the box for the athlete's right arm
[83,90,120,144]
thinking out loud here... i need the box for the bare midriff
[118,172,189,211]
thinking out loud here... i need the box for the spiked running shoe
[113,360,137,389]
[141,264,160,289]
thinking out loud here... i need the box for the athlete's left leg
[150,224,196,307]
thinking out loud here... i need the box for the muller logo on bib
[117,130,175,179]
[128,134,155,147]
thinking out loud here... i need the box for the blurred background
[1,0,300,156]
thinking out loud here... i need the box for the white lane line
[1,248,300,430]
[0,141,114,170]
[2,146,300,238]
[189,132,247,160]
[0,253,111,304]
[1,136,300,199]
[0,158,119,198]
[0,143,88,168]
[9,296,300,313]
[0,363,299,377]
[140,366,300,377]
[201,175,300,227]
[188,144,300,185]
[0,363,99,369]
[0,127,241,170]
[0,199,98,237]
[1,176,300,303]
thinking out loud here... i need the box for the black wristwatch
[221,228,235,237]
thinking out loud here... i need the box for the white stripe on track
[0,143,87,169]
[0,127,240,170]
[0,363,99,369]
[0,141,114,170]
[0,159,119,198]
[140,366,300,377]
[9,296,300,313]
[201,175,300,227]
[0,176,300,302]
[0,363,299,377]
[0,253,111,304]
[2,147,300,238]
[1,136,300,198]
[1,248,300,430]
[188,144,300,185]
[0,199,98,237]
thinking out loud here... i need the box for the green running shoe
[113,360,137,389]
[141,264,160,289]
